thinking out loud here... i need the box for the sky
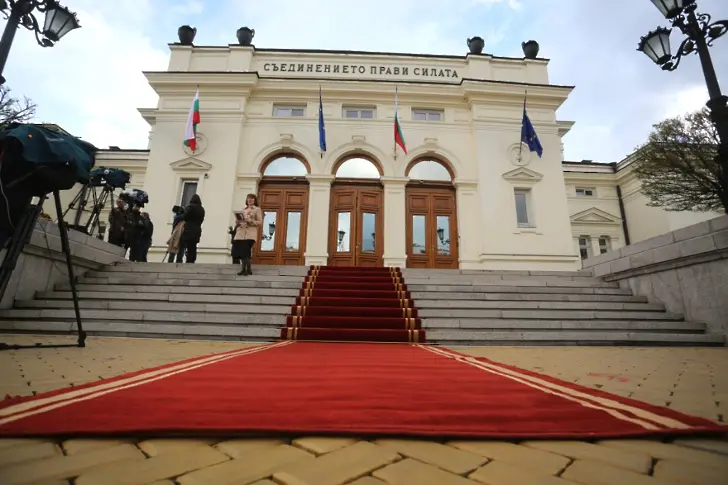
[3,0,727,164]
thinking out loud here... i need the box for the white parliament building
[71,42,722,270]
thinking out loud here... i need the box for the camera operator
[125,206,147,262]
[107,199,127,247]
[175,194,205,263]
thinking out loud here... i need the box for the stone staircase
[0,263,723,346]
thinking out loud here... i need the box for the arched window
[263,155,308,176]
[407,159,452,181]
[335,157,381,179]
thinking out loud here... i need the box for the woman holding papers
[232,193,263,276]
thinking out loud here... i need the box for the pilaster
[304,174,334,265]
[454,179,480,267]
[381,177,408,268]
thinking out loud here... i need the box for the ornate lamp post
[261,221,276,241]
[0,0,80,84]
[637,0,728,195]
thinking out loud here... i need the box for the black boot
[245,258,253,276]
[237,261,246,276]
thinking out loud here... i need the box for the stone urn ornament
[522,40,540,59]
[236,27,255,46]
[467,36,484,55]
[177,25,196,45]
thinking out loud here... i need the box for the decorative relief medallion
[182,132,208,156]
[507,142,532,167]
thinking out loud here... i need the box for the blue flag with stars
[318,86,326,156]
[521,94,543,158]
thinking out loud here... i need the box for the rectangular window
[180,181,198,206]
[514,189,532,227]
[343,107,375,119]
[273,106,305,117]
[579,236,591,260]
[575,187,596,197]
[412,109,443,121]
[599,236,611,254]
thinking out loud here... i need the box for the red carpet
[1,342,725,439]
[280,265,425,343]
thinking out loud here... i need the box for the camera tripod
[0,190,85,351]
[62,183,116,240]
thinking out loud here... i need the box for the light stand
[638,0,728,211]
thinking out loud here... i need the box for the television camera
[119,188,149,209]
[0,123,96,349]
[63,167,132,239]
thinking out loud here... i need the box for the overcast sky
[3,0,727,163]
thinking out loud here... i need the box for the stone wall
[582,215,728,339]
[0,221,126,309]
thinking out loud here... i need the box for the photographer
[107,199,127,247]
[176,194,205,263]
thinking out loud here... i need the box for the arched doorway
[405,158,459,269]
[328,155,384,267]
[254,154,310,266]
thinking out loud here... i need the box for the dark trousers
[108,234,125,247]
[177,241,198,263]
[140,243,151,263]
[175,241,186,263]
[129,242,145,262]
[240,239,255,259]
[168,252,176,263]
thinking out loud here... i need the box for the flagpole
[394,86,398,161]
[319,84,323,159]
[517,90,527,164]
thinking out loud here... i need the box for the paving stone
[215,438,286,458]
[653,459,728,485]
[0,441,62,467]
[375,439,486,474]
[178,444,314,485]
[449,440,570,475]
[0,443,145,485]
[373,458,479,485]
[274,441,400,485]
[560,459,666,485]
[672,438,728,456]
[61,439,136,455]
[0,439,48,449]
[348,478,388,485]
[137,438,217,456]
[292,437,361,455]
[522,441,651,474]
[75,445,230,485]
[598,439,728,470]
[468,460,578,485]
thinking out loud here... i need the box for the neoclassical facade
[67,44,721,269]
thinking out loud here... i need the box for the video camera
[89,167,131,189]
[119,188,149,209]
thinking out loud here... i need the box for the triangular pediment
[571,207,621,224]
[501,167,543,183]
[169,157,212,171]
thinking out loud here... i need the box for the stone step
[76,277,304,289]
[403,274,601,283]
[424,319,705,331]
[101,263,309,276]
[407,284,626,294]
[0,320,278,341]
[37,291,297,304]
[428,331,723,346]
[418,309,683,320]
[406,278,618,288]
[410,292,646,303]
[53,284,300,297]
[403,269,594,277]
[415,300,664,311]
[12,300,291,314]
[0,309,286,325]
[84,271,305,282]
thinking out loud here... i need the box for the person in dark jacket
[139,212,154,262]
[107,199,127,247]
[126,206,146,262]
[177,194,205,263]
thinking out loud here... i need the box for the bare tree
[0,85,36,128]
[634,107,725,213]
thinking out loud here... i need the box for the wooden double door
[328,183,384,267]
[253,182,309,266]
[406,185,459,269]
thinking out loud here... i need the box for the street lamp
[637,0,728,204]
[0,0,81,84]
[261,221,275,241]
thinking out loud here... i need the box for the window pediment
[501,167,543,185]
[570,207,621,225]
[169,157,212,172]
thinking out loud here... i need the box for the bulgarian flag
[394,86,407,155]
[184,88,200,152]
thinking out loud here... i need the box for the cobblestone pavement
[0,335,726,485]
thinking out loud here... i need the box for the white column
[591,236,602,259]
[454,179,480,269]
[381,177,408,268]
[304,175,334,265]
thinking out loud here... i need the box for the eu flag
[521,96,543,158]
[318,86,326,155]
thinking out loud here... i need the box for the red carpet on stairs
[280,265,425,343]
[1,342,725,439]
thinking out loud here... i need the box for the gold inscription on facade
[262,63,459,79]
